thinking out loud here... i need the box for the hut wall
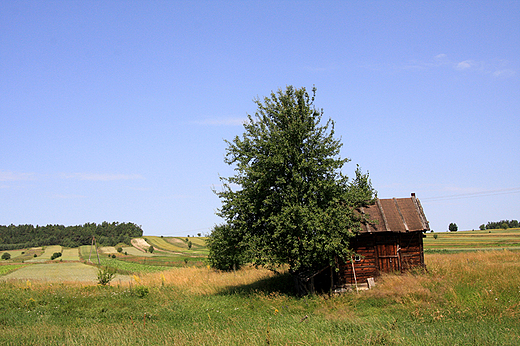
[335,231,425,286]
[398,231,425,270]
[335,233,378,286]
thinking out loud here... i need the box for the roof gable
[360,194,429,233]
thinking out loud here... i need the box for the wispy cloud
[63,173,144,181]
[492,68,516,78]
[192,117,248,126]
[396,54,516,78]
[0,170,36,181]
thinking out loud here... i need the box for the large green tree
[213,86,375,278]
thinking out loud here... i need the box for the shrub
[132,286,149,298]
[116,246,123,253]
[2,252,11,260]
[97,267,116,286]
[111,254,116,258]
[148,245,154,253]
[50,252,62,260]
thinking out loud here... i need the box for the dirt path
[131,238,151,253]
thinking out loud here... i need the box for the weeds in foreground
[97,266,116,285]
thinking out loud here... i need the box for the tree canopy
[211,86,375,275]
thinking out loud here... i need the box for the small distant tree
[197,233,202,237]
[479,224,485,230]
[116,246,123,253]
[187,241,192,250]
[449,223,458,232]
[433,234,438,239]
[148,245,154,253]
[2,252,11,260]
[50,252,62,260]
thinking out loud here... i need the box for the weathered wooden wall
[334,231,425,287]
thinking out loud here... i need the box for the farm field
[24,245,63,263]
[145,235,209,256]
[424,228,520,252]
[0,250,519,345]
[0,262,131,283]
[1,237,206,283]
[60,247,80,261]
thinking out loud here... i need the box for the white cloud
[63,173,144,181]
[394,55,516,78]
[492,69,516,78]
[455,60,476,70]
[0,170,36,181]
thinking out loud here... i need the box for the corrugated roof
[359,194,429,233]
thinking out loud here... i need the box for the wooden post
[351,258,359,292]
[94,237,101,265]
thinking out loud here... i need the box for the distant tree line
[0,222,143,251]
[479,220,519,230]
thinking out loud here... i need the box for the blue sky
[1,1,519,235]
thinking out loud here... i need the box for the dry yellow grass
[139,265,280,295]
[361,249,520,322]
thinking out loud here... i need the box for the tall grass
[1,251,519,345]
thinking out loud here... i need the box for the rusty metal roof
[359,193,430,233]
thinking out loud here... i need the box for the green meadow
[0,233,519,345]
[424,228,520,252]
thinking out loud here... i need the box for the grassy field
[0,262,131,283]
[0,250,519,345]
[424,228,520,252]
[59,248,80,261]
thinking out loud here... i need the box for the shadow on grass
[217,271,297,297]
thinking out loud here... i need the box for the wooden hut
[332,193,430,290]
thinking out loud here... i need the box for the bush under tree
[207,224,248,271]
